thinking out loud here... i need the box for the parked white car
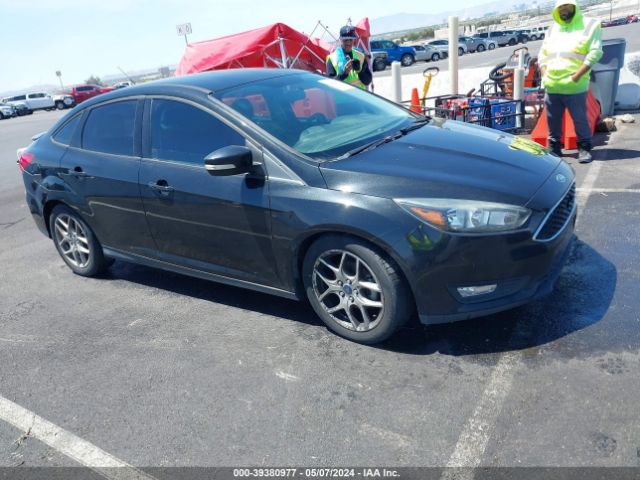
[2,92,55,112]
[0,103,15,119]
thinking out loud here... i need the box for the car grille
[534,183,576,241]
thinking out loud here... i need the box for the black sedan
[17,69,576,344]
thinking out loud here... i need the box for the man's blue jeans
[545,91,592,151]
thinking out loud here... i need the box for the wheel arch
[292,228,417,313]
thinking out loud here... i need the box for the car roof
[71,68,311,110]
[105,69,303,96]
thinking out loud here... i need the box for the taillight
[18,151,34,172]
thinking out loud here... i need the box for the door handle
[147,181,174,195]
[71,166,92,178]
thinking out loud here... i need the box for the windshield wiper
[337,132,403,160]
[399,118,430,135]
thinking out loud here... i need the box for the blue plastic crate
[466,97,490,127]
[489,99,517,131]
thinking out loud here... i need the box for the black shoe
[549,147,563,157]
[578,148,593,163]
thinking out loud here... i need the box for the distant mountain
[370,0,555,33]
[0,84,61,97]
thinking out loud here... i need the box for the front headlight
[394,198,531,233]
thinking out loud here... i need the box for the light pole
[609,0,613,21]
[55,71,64,90]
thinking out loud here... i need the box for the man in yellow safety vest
[538,0,603,163]
[326,25,372,89]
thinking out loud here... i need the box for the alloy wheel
[54,214,91,268]
[312,249,384,332]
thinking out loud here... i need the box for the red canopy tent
[175,23,332,76]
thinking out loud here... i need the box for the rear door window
[82,101,137,156]
[53,114,82,145]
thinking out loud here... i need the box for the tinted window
[53,114,82,145]
[77,86,94,92]
[82,101,137,156]
[150,100,244,165]
[370,41,381,49]
[28,93,45,98]
[13,95,26,101]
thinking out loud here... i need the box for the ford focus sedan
[18,69,576,344]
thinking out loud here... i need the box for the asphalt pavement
[0,96,639,475]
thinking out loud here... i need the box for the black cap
[339,25,357,40]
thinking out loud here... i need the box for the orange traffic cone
[410,88,421,113]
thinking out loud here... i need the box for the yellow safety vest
[327,48,366,89]
[539,1,603,94]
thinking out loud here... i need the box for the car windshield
[214,73,417,161]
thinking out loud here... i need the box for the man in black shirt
[326,25,372,89]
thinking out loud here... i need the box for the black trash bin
[590,38,626,116]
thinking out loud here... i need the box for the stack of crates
[466,97,490,127]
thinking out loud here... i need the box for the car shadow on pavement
[102,239,615,355]
[380,239,618,357]
[104,261,323,328]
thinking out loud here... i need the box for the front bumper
[410,209,576,325]
[392,172,577,326]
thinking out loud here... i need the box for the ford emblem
[555,174,567,183]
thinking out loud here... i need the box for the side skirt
[102,246,300,301]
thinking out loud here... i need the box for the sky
[0,0,485,93]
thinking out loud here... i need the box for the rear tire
[401,53,415,66]
[49,204,109,277]
[303,235,413,344]
[458,47,464,56]
[55,101,65,110]
[508,38,517,46]
[476,44,485,52]
[530,35,538,41]
[488,43,496,50]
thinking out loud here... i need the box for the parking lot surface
[1,105,639,476]
[373,23,640,77]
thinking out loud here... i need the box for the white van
[2,92,55,112]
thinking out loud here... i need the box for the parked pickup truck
[65,84,114,104]
[370,40,416,66]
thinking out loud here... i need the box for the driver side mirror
[204,145,253,176]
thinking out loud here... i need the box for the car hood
[319,118,562,206]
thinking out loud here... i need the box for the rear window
[82,101,137,156]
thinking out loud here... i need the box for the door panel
[139,98,278,286]
[59,99,154,253]
[139,159,277,285]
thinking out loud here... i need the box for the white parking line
[440,159,603,479]
[441,352,519,479]
[576,187,640,193]
[0,395,154,480]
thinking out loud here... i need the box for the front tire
[49,205,109,277]
[508,38,517,46]
[431,52,440,61]
[458,47,464,56]
[401,53,415,66]
[303,235,413,344]
[488,43,496,50]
